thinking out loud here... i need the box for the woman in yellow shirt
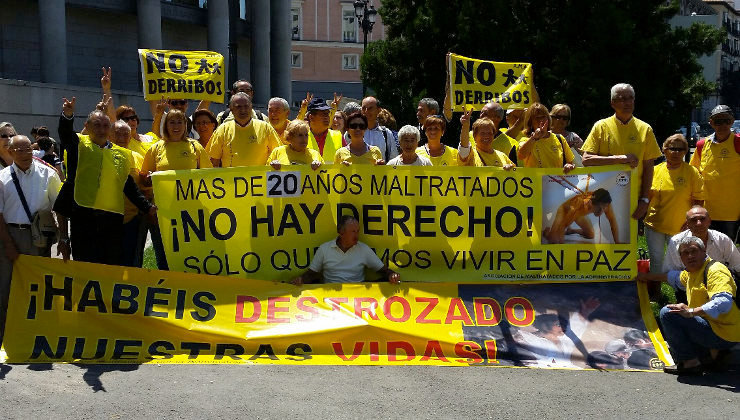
[268,120,323,170]
[141,110,212,270]
[517,103,575,173]
[644,134,704,276]
[458,109,514,170]
[334,112,384,166]
[416,115,475,166]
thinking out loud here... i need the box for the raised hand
[154,96,169,117]
[459,107,473,126]
[62,97,76,117]
[301,92,314,109]
[331,92,343,108]
[100,67,112,92]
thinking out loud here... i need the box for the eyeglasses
[551,115,570,121]
[170,100,188,106]
[348,123,367,130]
[12,148,33,154]
[712,118,733,125]
[194,121,215,127]
[121,115,138,122]
[613,95,635,102]
[666,147,686,152]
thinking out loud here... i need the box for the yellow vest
[74,137,132,215]
[308,129,344,163]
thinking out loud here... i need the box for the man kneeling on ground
[656,236,740,375]
[291,215,400,285]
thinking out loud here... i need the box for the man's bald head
[480,102,504,124]
[9,135,33,170]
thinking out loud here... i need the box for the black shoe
[705,349,733,372]
[664,362,703,376]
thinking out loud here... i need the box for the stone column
[136,0,163,48]
[270,0,292,104]
[208,0,230,81]
[38,0,68,84]
[251,0,271,106]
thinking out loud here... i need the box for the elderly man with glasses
[582,83,662,220]
[0,135,68,344]
[690,105,740,242]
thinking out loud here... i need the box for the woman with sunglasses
[517,103,576,173]
[334,112,385,165]
[550,104,584,166]
[268,120,323,170]
[416,115,476,166]
[116,106,156,158]
[141,110,212,270]
[644,133,704,278]
[192,109,218,149]
[0,122,17,169]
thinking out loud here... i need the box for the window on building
[342,6,357,42]
[342,54,358,70]
[291,7,301,40]
[291,52,303,68]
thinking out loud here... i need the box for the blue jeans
[150,218,169,270]
[645,226,671,274]
[659,306,736,361]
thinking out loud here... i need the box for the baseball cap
[307,97,330,112]
[709,104,733,119]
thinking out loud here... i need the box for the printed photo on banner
[138,48,225,103]
[541,172,631,245]
[460,282,666,371]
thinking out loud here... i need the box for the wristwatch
[688,308,695,315]
[640,197,649,204]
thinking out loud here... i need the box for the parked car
[732,120,740,133]
[676,122,700,147]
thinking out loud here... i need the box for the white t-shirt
[386,154,432,166]
[308,239,385,283]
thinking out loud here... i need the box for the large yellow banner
[0,256,671,369]
[445,53,538,114]
[138,49,225,103]
[151,165,637,283]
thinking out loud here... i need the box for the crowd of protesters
[0,67,739,373]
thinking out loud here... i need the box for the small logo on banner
[616,173,629,187]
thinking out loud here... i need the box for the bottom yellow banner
[1,256,671,369]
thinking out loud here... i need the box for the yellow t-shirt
[644,162,704,235]
[582,115,662,180]
[268,145,324,166]
[123,150,145,224]
[127,137,150,157]
[142,139,212,173]
[415,145,476,166]
[520,132,575,168]
[334,145,383,165]
[681,258,740,342]
[689,137,740,221]
[468,131,518,161]
[501,127,525,142]
[473,148,513,168]
[207,119,280,167]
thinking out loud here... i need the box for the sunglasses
[551,115,570,121]
[170,100,188,106]
[0,134,13,138]
[666,147,686,152]
[712,118,733,125]
[121,115,138,122]
[348,123,367,130]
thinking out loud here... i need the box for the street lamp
[354,0,377,97]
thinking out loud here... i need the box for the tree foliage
[361,0,725,142]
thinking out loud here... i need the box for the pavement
[0,363,738,418]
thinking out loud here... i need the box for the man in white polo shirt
[291,215,400,285]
